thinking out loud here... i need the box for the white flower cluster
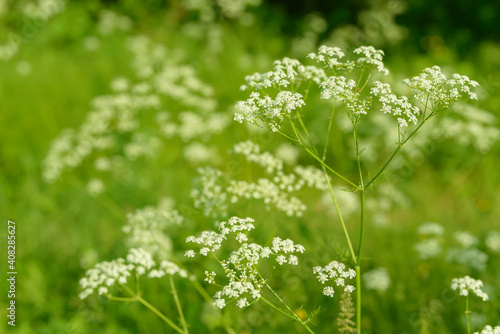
[234,140,283,173]
[307,45,389,75]
[353,46,390,76]
[122,200,184,260]
[79,248,187,300]
[236,45,479,136]
[414,222,444,260]
[227,179,307,217]
[235,91,306,132]
[86,178,105,196]
[183,0,261,23]
[320,76,372,119]
[450,276,489,301]
[192,141,328,217]
[44,35,229,188]
[447,231,488,272]
[474,325,500,334]
[0,0,65,60]
[435,103,500,153]
[485,231,500,253]
[183,142,218,164]
[417,222,445,236]
[191,167,229,218]
[313,261,356,297]
[240,57,326,91]
[414,239,443,260]
[403,66,479,109]
[370,81,419,127]
[363,267,391,292]
[96,10,133,36]
[157,111,229,142]
[307,45,347,70]
[185,217,305,309]
[454,231,479,248]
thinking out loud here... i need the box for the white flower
[417,222,445,236]
[276,255,287,265]
[474,325,500,334]
[451,276,488,301]
[315,261,356,297]
[185,250,196,257]
[214,299,226,309]
[236,298,250,308]
[323,286,335,297]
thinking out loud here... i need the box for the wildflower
[454,231,479,248]
[474,325,500,334]
[79,248,186,300]
[363,267,391,292]
[417,222,445,236]
[186,216,305,309]
[353,46,389,75]
[86,178,105,196]
[414,239,443,260]
[451,276,488,301]
[485,231,500,253]
[403,66,479,109]
[122,201,183,260]
[370,81,419,127]
[314,261,356,297]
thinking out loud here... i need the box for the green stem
[295,110,316,151]
[137,296,186,334]
[107,295,137,302]
[170,276,189,333]
[260,297,316,334]
[353,126,365,263]
[293,111,360,190]
[322,105,337,160]
[356,265,362,333]
[304,146,360,190]
[118,285,185,334]
[364,111,435,188]
[261,296,295,320]
[190,279,236,334]
[321,164,357,264]
[67,174,124,219]
[353,125,365,333]
[465,295,471,334]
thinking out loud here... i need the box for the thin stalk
[304,146,360,190]
[322,105,337,160]
[260,297,316,334]
[466,296,471,334]
[255,269,316,334]
[67,174,124,219]
[190,280,236,334]
[358,73,372,94]
[355,265,362,333]
[260,296,296,321]
[289,116,360,190]
[119,285,185,334]
[170,276,189,333]
[136,273,141,295]
[108,295,137,302]
[364,111,435,188]
[321,164,357,264]
[353,125,365,333]
[295,110,316,152]
[353,126,366,262]
[137,296,186,334]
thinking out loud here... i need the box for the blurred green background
[1,0,499,333]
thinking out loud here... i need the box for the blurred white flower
[363,267,391,292]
